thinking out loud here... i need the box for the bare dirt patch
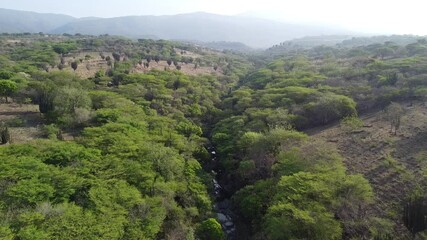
[49,50,222,78]
[0,103,44,144]
[132,60,223,76]
[50,52,113,79]
[175,48,203,59]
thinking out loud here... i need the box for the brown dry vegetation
[48,50,222,78]
[132,60,222,76]
[50,51,112,78]
[0,103,44,144]
[311,102,427,236]
[135,47,223,75]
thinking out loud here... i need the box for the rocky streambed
[210,149,236,240]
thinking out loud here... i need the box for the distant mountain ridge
[0,8,352,48]
[0,8,75,33]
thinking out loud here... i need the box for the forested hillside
[0,33,427,239]
[214,37,427,239]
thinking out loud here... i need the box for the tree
[0,124,10,144]
[0,225,14,240]
[0,80,18,103]
[54,87,91,114]
[384,102,404,135]
[52,42,77,55]
[264,200,342,240]
[304,93,357,126]
[71,61,78,71]
[167,59,172,66]
[0,71,14,79]
[112,52,120,61]
[376,47,395,59]
[405,74,427,105]
[196,218,225,240]
[35,83,55,114]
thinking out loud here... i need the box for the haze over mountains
[0,8,353,48]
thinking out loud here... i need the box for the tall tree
[0,80,18,103]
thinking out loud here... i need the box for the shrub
[42,124,61,140]
[341,115,363,132]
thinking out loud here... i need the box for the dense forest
[0,33,427,240]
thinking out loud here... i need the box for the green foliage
[94,108,120,124]
[234,179,276,223]
[54,87,92,114]
[0,225,14,240]
[176,121,203,137]
[341,115,364,132]
[235,139,373,239]
[3,33,427,240]
[368,217,395,239]
[0,80,18,102]
[196,218,225,240]
[5,179,55,206]
[303,92,357,125]
[384,102,404,134]
[264,201,341,240]
[0,70,14,79]
[52,42,77,55]
[11,44,57,70]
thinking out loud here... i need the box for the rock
[217,213,227,223]
[225,221,234,228]
[226,228,236,237]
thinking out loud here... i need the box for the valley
[0,32,427,240]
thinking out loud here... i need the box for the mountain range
[0,8,353,48]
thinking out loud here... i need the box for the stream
[209,148,236,240]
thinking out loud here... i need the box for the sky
[0,0,426,35]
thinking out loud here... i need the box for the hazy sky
[1,0,426,35]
